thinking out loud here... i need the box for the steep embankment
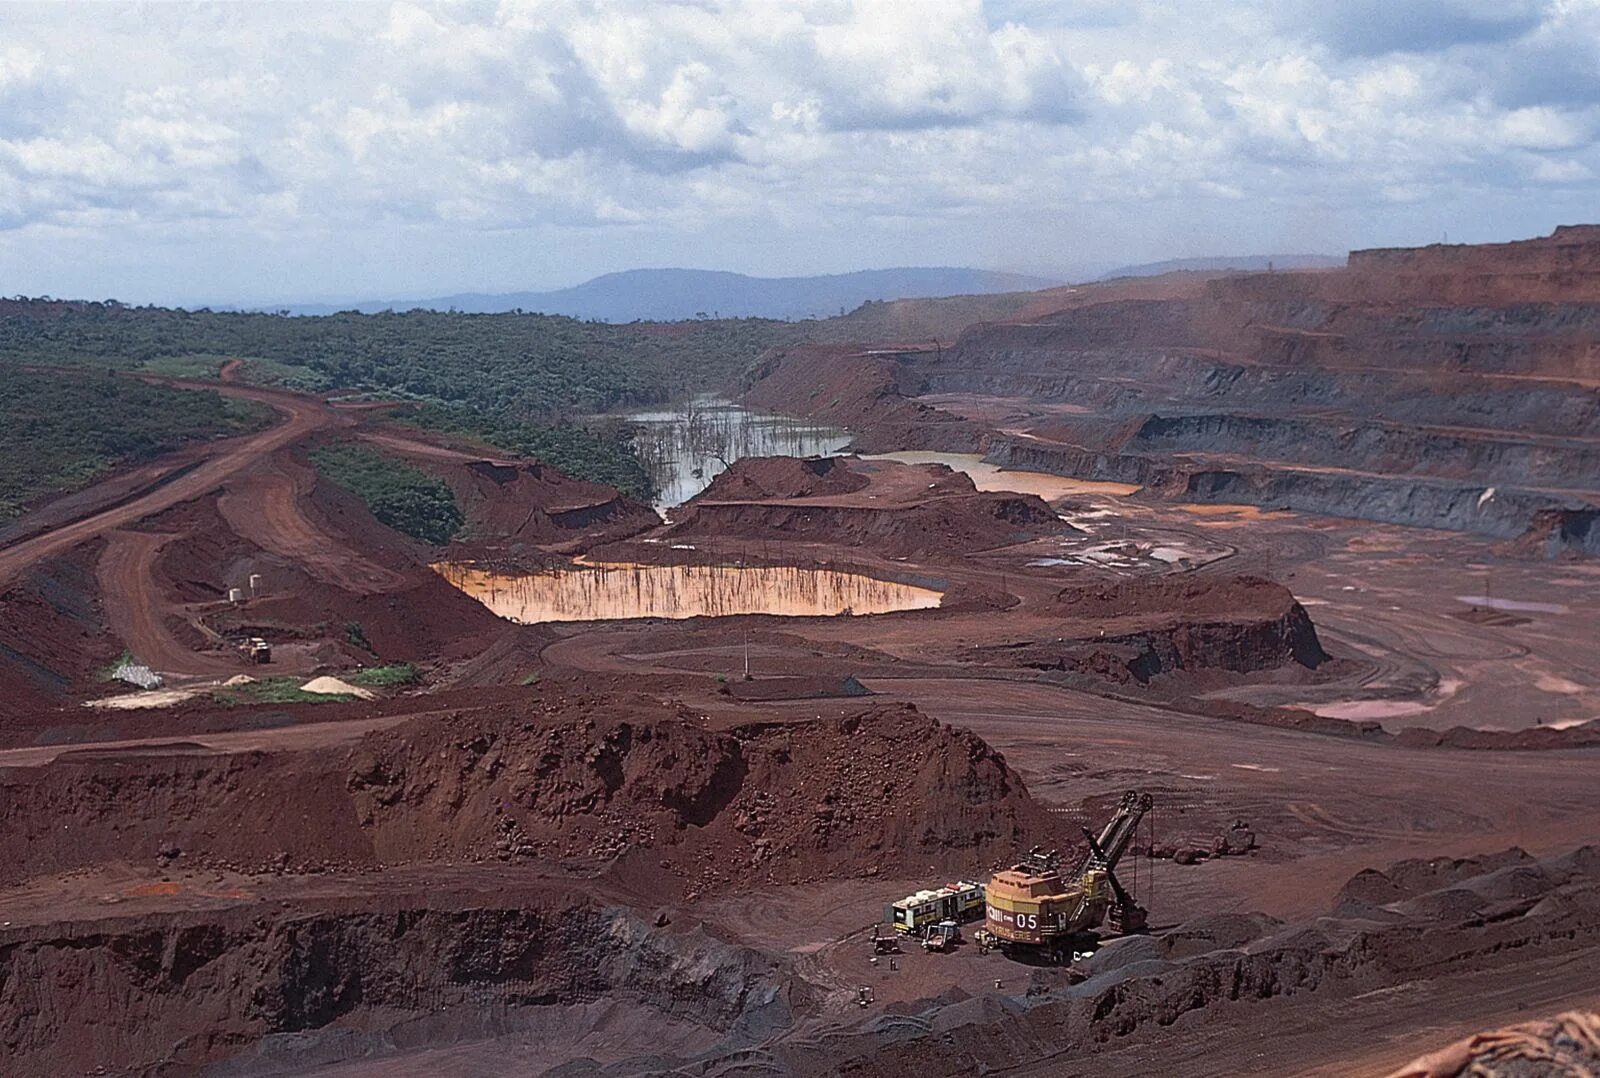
[0,689,1062,895]
[668,456,1071,559]
[0,544,116,722]
[745,227,1600,551]
[962,575,1328,684]
[0,888,791,1075]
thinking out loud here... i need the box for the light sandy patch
[300,676,376,699]
[86,687,209,710]
[860,452,1139,498]
[1534,674,1587,694]
[1313,700,1436,721]
[1454,595,1569,615]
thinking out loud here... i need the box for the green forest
[309,442,465,544]
[399,405,653,502]
[0,369,268,521]
[0,298,820,501]
[0,300,793,418]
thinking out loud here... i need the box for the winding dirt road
[95,530,239,676]
[0,377,352,586]
[217,457,408,594]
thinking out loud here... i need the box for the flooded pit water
[859,451,1140,499]
[435,562,943,623]
[623,397,851,509]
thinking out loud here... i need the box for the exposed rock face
[0,544,112,721]
[962,576,1328,683]
[0,894,790,1075]
[440,459,659,549]
[742,227,1600,549]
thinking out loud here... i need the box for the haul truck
[983,790,1152,961]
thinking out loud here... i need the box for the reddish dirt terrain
[0,377,352,586]
[2,229,1600,1076]
[744,225,1600,555]
[364,427,660,553]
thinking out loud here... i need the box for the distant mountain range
[273,267,1063,322]
[1098,254,1344,280]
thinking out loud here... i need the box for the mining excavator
[981,790,1153,961]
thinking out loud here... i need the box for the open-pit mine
[2,228,1599,1076]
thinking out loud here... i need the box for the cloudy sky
[2,0,1597,305]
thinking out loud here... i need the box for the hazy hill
[279,267,1060,321]
[1098,254,1343,280]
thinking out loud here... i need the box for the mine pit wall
[0,546,113,721]
[918,298,1600,545]
[916,342,1600,441]
[986,435,1592,541]
[971,602,1326,685]
[0,898,790,1074]
[1542,510,1600,557]
[766,848,1600,1077]
[1123,413,1600,490]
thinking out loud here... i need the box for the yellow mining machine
[236,637,272,665]
[982,790,1152,961]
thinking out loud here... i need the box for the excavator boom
[1090,791,1152,872]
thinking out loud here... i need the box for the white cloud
[0,0,1595,302]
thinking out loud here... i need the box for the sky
[1,0,1597,306]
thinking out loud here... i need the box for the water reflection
[625,397,851,509]
[860,451,1140,499]
[436,561,943,623]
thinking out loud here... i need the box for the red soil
[363,428,660,551]
[741,343,987,450]
[669,455,1070,559]
[694,454,870,501]
[0,544,115,719]
[0,686,1063,897]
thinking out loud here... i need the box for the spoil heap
[669,456,1070,559]
[962,575,1328,684]
[694,455,870,501]
[437,458,658,550]
[0,687,1062,894]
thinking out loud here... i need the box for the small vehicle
[923,920,961,953]
[871,927,901,955]
[236,637,271,665]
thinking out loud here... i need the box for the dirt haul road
[218,457,408,595]
[95,529,238,677]
[0,377,352,586]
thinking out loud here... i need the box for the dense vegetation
[400,405,653,501]
[0,300,792,419]
[309,443,465,544]
[0,298,813,500]
[0,369,268,521]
